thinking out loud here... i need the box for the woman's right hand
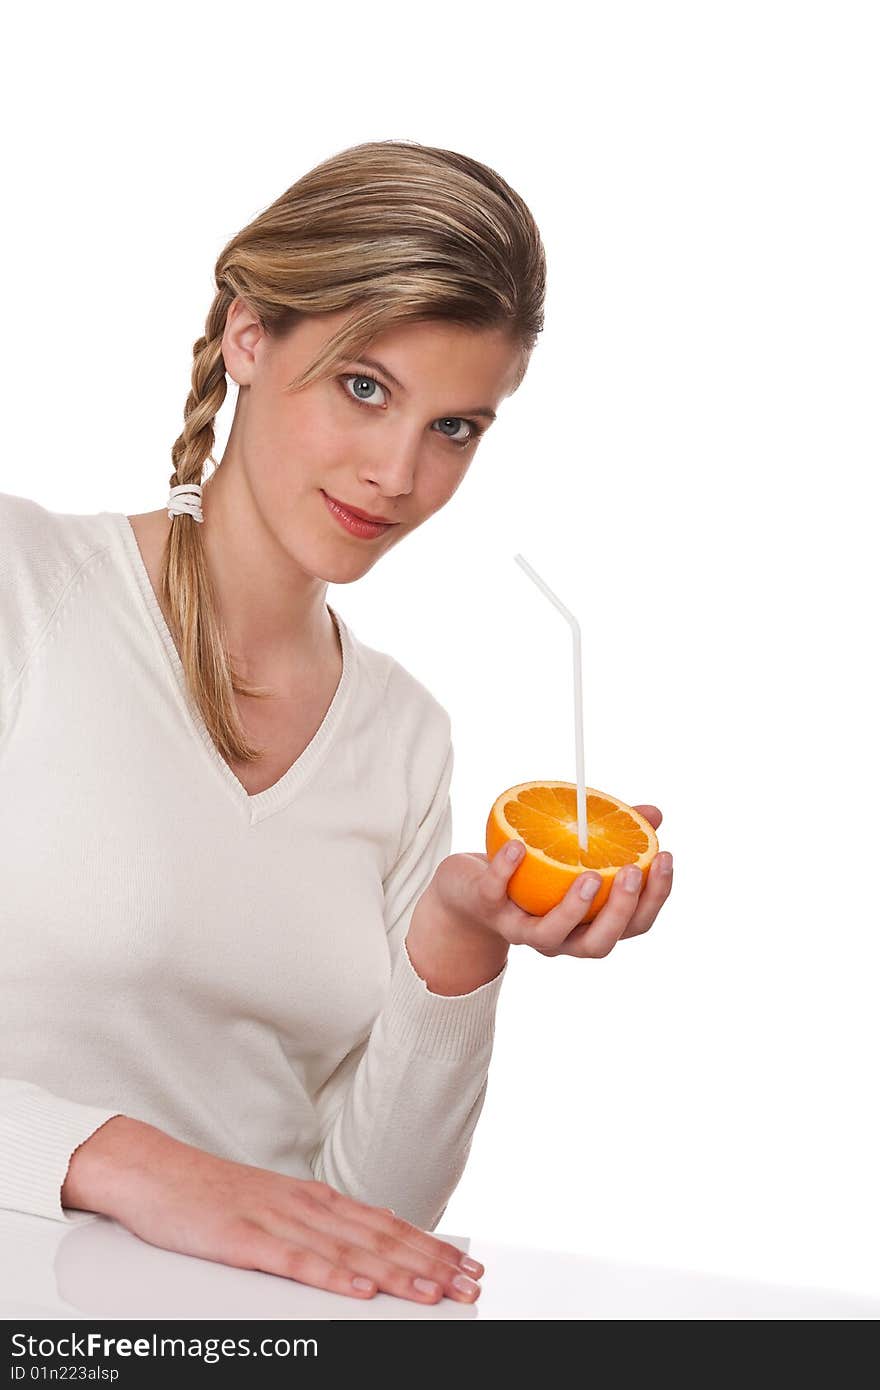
[62,1116,482,1304]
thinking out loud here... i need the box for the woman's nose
[360,431,423,493]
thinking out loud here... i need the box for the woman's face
[220,299,525,582]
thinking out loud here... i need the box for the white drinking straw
[514,555,588,853]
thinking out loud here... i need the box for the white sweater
[0,492,506,1231]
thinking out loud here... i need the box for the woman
[0,140,672,1307]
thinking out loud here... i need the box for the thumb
[491,839,525,895]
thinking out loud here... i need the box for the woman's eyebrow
[353,355,497,422]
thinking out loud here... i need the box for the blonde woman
[0,140,672,1307]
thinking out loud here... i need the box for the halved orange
[486,781,660,924]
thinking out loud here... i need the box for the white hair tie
[167,484,204,522]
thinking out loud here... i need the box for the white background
[2,1,877,1301]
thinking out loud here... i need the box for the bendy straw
[513,554,588,853]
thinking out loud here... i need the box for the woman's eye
[341,373,387,407]
[434,416,477,446]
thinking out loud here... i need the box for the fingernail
[658,852,673,875]
[459,1255,483,1276]
[414,1278,441,1295]
[506,841,524,862]
[621,866,641,890]
[579,873,601,900]
[452,1273,479,1295]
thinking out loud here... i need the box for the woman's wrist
[406,886,509,996]
[61,1115,179,1218]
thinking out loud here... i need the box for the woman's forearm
[406,887,509,996]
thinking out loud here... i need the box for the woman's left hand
[429,805,673,959]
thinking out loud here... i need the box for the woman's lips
[321,491,395,538]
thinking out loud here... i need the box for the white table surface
[1,1209,878,1321]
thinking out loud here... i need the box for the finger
[234,1219,383,1299]
[619,852,674,938]
[309,1185,483,1278]
[521,870,606,954]
[631,803,662,830]
[551,865,646,958]
[486,840,526,906]
[258,1209,480,1305]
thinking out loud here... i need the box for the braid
[161,284,272,770]
[169,287,233,493]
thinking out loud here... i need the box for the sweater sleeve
[0,1080,124,1224]
[310,728,507,1232]
[0,495,126,1224]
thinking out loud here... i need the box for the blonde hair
[164,139,547,765]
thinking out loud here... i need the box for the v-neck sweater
[0,491,506,1231]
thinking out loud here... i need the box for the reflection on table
[1,1209,878,1321]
